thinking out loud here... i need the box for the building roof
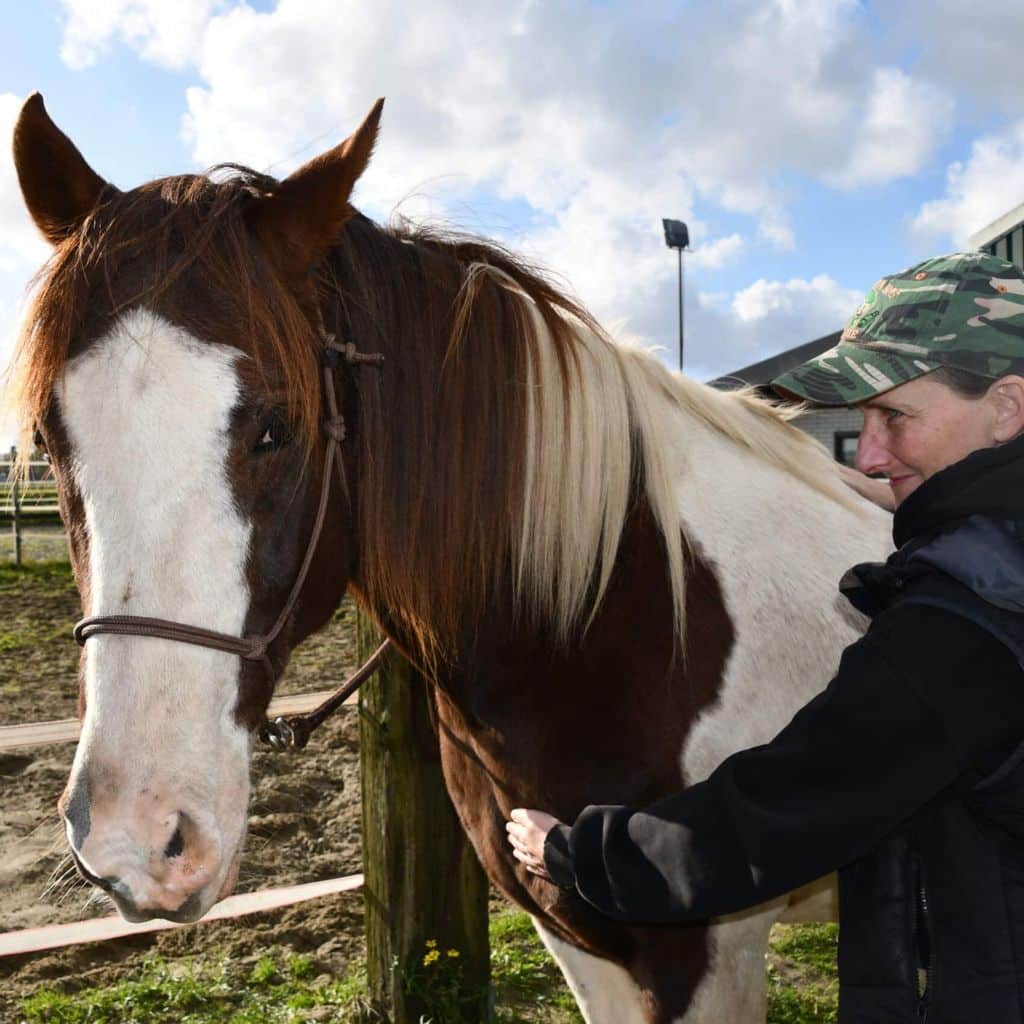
[969,202,1024,250]
[708,329,841,390]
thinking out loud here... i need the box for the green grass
[767,924,839,1024]
[14,914,580,1024]
[0,559,72,586]
[18,952,368,1024]
[16,916,838,1024]
[490,912,582,1022]
[0,559,76,654]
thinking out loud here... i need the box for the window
[834,430,860,466]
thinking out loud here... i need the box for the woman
[507,251,1024,1022]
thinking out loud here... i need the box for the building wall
[793,406,863,465]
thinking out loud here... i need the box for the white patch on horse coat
[665,406,889,1018]
[685,911,778,1023]
[490,302,890,1020]
[668,411,891,785]
[531,918,648,1024]
[526,356,890,1020]
[57,308,251,915]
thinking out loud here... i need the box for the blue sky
[3,0,1024,446]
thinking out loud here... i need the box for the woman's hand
[837,464,895,512]
[506,808,563,879]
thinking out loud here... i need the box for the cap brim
[771,341,940,407]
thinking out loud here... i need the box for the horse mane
[331,217,856,662]
[7,163,856,664]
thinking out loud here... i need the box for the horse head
[11,93,382,922]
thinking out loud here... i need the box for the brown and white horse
[9,94,891,1022]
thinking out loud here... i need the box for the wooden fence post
[357,614,490,1023]
[11,445,22,568]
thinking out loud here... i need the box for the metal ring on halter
[259,717,296,750]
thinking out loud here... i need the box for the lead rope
[74,330,389,751]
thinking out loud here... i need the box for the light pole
[662,218,689,371]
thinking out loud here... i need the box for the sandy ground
[0,557,370,1014]
[0,545,828,1021]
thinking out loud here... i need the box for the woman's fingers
[505,808,562,882]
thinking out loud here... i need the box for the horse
[8,93,891,1022]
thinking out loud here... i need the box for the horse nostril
[164,825,185,859]
[70,850,115,892]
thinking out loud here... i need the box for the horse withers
[9,94,891,1021]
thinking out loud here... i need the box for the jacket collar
[893,432,1024,548]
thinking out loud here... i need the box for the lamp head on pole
[662,218,689,251]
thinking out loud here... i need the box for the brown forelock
[10,166,324,462]
[329,216,605,666]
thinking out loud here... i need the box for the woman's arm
[506,607,1020,923]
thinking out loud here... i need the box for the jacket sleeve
[543,604,1024,923]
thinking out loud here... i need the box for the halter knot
[323,334,385,368]
[244,638,268,661]
[324,415,347,442]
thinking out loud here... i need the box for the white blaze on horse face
[57,308,251,921]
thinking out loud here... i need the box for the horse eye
[253,414,292,454]
[33,427,48,454]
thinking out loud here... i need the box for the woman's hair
[930,365,997,399]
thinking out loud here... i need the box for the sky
[3,0,1024,448]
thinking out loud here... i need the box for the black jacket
[545,435,1024,1023]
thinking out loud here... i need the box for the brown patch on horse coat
[428,499,734,1022]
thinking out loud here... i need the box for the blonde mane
[485,269,857,651]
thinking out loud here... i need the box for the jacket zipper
[913,854,933,1019]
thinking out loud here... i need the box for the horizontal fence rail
[0,873,364,958]
[0,688,357,752]
[1,692,364,960]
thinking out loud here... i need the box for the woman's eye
[253,414,292,454]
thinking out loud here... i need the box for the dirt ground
[0,543,831,1022]
[0,551,371,1016]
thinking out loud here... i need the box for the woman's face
[855,374,999,507]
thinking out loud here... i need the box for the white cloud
[161,0,949,353]
[599,270,859,382]
[698,291,729,310]
[50,0,952,378]
[827,68,953,189]
[59,0,220,71]
[911,121,1024,248]
[880,4,1024,113]
[690,234,744,272]
[732,274,861,325]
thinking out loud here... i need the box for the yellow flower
[446,949,460,958]
[425,939,438,949]
[423,950,441,966]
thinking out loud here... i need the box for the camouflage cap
[772,252,1024,406]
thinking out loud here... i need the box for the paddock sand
[0,562,370,1016]
[0,556,829,1021]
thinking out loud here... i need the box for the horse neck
[326,220,534,665]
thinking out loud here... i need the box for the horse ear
[13,93,113,246]
[250,98,384,268]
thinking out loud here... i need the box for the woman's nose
[854,426,888,477]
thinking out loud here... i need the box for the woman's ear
[988,375,1024,442]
